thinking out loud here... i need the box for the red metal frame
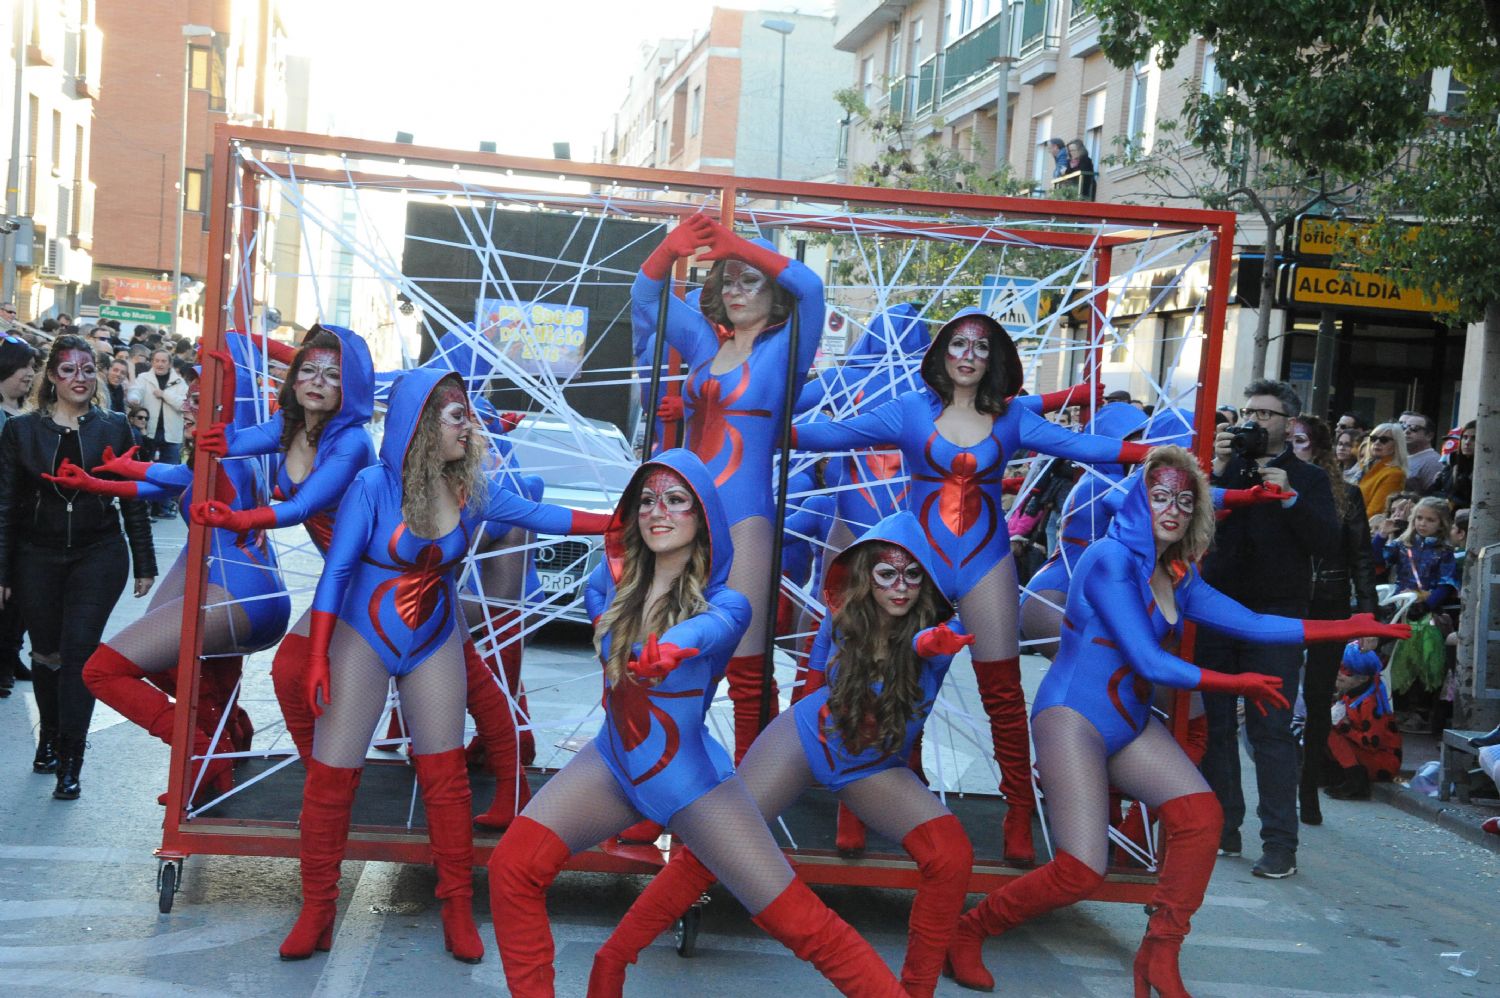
[156,124,1237,906]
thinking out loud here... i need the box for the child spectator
[1325,642,1401,800]
[1382,497,1459,617]
[1452,509,1469,568]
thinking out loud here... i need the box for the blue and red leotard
[794,511,966,791]
[583,450,753,825]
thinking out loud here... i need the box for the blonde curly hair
[401,374,488,537]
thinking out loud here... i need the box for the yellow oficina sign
[1293,215,1420,257]
[1287,265,1455,313]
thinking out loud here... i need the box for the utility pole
[4,0,30,306]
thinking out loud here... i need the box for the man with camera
[1200,379,1339,879]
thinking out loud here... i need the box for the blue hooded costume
[582,449,752,825]
[125,332,291,651]
[631,240,824,525]
[221,324,377,553]
[1034,470,1311,753]
[310,368,599,677]
[794,512,966,791]
[793,307,1140,599]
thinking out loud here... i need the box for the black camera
[1228,420,1269,460]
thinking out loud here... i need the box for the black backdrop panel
[401,205,662,433]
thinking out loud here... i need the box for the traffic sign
[99,303,172,325]
[1275,264,1454,315]
[980,276,1042,336]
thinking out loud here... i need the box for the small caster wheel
[674,904,701,957]
[157,861,180,914]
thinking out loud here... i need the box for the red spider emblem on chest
[914,435,1002,567]
[364,524,466,659]
[606,672,703,786]
[686,362,770,488]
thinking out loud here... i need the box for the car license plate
[539,572,578,594]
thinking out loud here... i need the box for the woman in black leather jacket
[0,335,156,798]
[1291,415,1378,826]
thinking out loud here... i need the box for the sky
[284,1,833,161]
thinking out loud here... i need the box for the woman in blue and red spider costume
[55,335,292,801]
[631,213,823,765]
[277,367,608,964]
[489,449,906,998]
[587,510,975,998]
[791,306,1154,864]
[941,446,1409,997]
[190,324,377,760]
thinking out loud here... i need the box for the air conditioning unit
[40,238,65,279]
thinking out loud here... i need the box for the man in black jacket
[1199,379,1339,880]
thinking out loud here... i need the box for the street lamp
[171,24,215,339]
[761,18,796,181]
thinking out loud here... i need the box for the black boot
[53,736,84,800]
[1469,724,1500,749]
[1326,766,1371,800]
[1299,786,1323,825]
[33,727,58,774]
[12,658,32,681]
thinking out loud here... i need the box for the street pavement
[0,517,1496,996]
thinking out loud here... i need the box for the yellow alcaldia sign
[1280,265,1455,314]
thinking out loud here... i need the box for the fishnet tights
[958,556,1021,662]
[1032,706,1209,873]
[728,516,772,657]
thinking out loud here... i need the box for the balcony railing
[1020,0,1062,59]
[915,54,937,116]
[941,12,1005,103]
[888,75,911,119]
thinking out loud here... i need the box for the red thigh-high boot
[82,645,233,802]
[973,657,1036,864]
[901,814,974,998]
[413,748,484,963]
[466,641,531,832]
[493,610,535,766]
[588,848,716,997]
[1133,791,1222,998]
[1119,715,1210,860]
[726,653,777,765]
[751,878,906,997]
[280,758,363,959]
[489,816,573,997]
[835,803,867,857]
[271,633,315,760]
[944,851,1103,992]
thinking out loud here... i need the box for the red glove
[641,213,716,280]
[568,509,612,534]
[43,459,140,499]
[499,411,525,434]
[243,331,298,366]
[197,422,229,457]
[190,500,277,534]
[1116,441,1153,464]
[791,666,826,704]
[1219,482,1294,510]
[1196,669,1289,716]
[697,218,790,277]
[656,394,684,423]
[628,633,698,681]
[92,445,153,481]
[306,610,337,718]
[914,622,975,658]
[1303,613,1411,644]
[1001,475,1025,495]
[1038,382,1106,414]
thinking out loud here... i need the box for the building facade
[2,0,102,321]
[834,0,1481,429]
[601,8,853,183]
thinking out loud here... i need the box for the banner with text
[475,299,589,377]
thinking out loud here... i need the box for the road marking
[1201,894,1270,909]
[1190,934,1322,954]
[1082,978,1417,998]
[0,900,279,962]
[310,861,404,998]
[0,845,157,866]
[1028,931,1124,970]
[0,969,234,996]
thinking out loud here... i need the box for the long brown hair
[1141,446,1216,568]
[593,474,713,685]
[697,258,794,331]
[825,543,947,756]
[277,326,342,450]
[919,314,1021,417]
[1294,415,1351,521]
[30,334,107,411]
[400,374,487,537]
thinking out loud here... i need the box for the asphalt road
[0,518,1496,996]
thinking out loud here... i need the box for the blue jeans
[1197,625,1305,856]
